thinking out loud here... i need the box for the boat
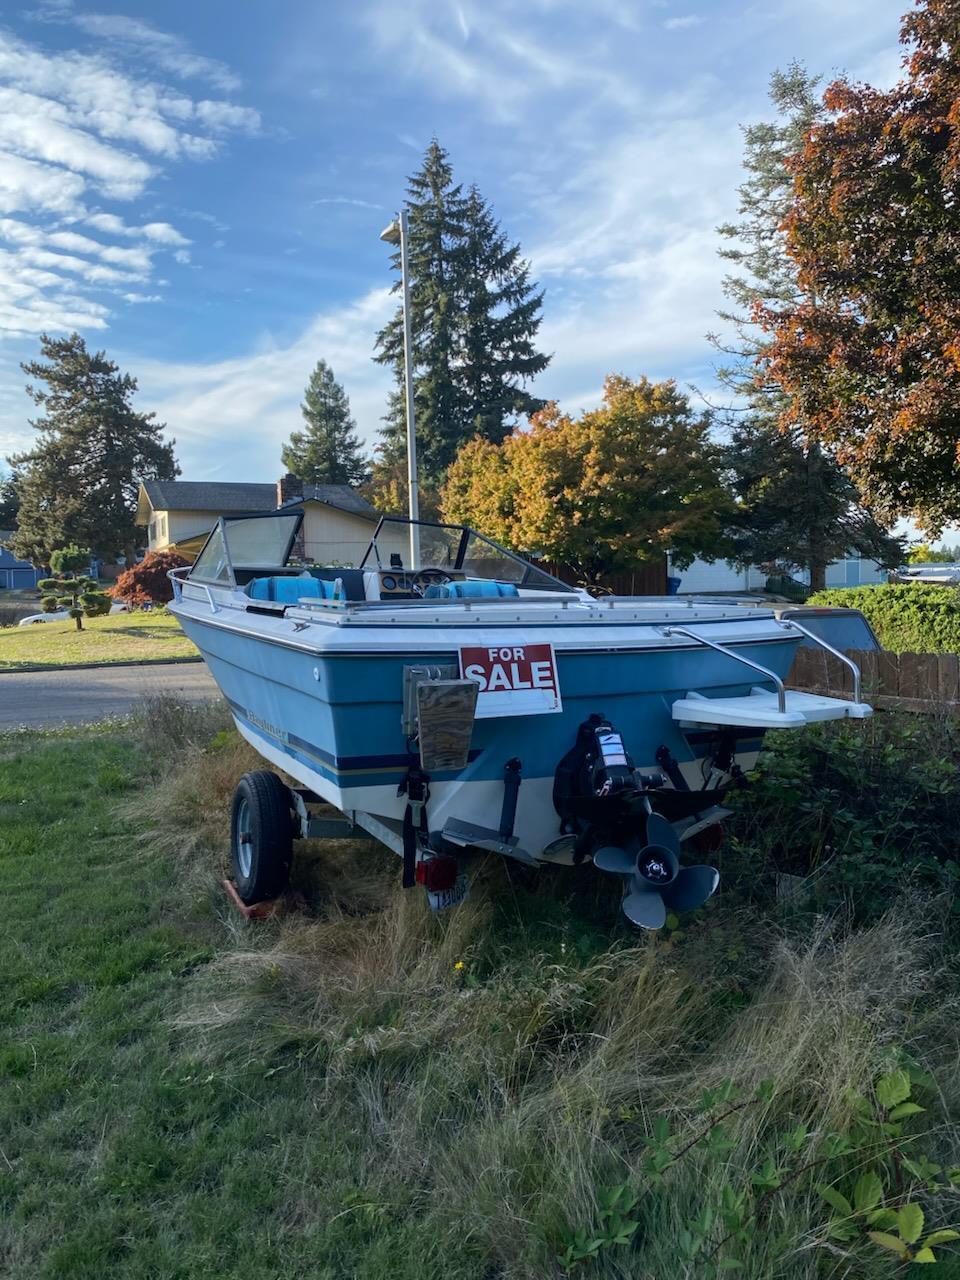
[169,510,872,928]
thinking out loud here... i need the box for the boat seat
[247,575,343,603]
[424,579,520,599]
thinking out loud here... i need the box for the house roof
[0,532,34,570]
[138,479,379,524]
[278,484,379,521]
[139,480,277,517]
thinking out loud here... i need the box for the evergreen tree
[9,333,178,565]
[0,469,18,528]
[712,65,899,590]
[372,140,549,494]
[38,544,111,631]
[281,360,367,487]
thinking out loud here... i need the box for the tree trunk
[809,561,827,593]
[75,613,83,632]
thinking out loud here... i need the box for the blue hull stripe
[228,698,763,788]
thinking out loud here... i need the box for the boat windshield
[191,512,303,584]
[360,516,575,592]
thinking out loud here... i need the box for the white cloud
[84,212,191,246]
[133,289,395,477]
[67,12,242,94]
[663,15,703,30]
[122,292,162,303]
[0,24,254,341]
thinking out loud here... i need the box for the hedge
[807,583,960,653]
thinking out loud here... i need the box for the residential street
[0,664,220,729]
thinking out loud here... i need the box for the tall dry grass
[139,697,960,1277]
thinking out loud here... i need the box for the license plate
[427,873,469,913]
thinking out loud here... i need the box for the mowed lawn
[0,610,197,670]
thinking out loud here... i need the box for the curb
[0,656,205,676]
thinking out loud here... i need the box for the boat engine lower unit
[552,714,727,928]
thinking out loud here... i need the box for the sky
[0,0,909,487]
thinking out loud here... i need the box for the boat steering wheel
[411,568,453,596]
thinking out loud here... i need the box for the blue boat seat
[424,579,520,599]
[247,575,343,603]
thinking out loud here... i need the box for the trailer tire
[230,771,293,904]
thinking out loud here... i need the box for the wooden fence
[546,557,668,596]
[788,647,960,713]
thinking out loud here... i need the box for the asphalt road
[0,663,221,729]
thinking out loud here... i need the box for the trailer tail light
[416,854,459,892]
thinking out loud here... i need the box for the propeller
[593,813,719,929]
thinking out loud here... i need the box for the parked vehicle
[17,602,129,626]
[169,511,872,928]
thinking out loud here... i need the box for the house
[0,532,43,590]
[136,475,386,564]
[666,552,889,595]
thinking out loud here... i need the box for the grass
[0,609,197,670]
[3,704,960,1278]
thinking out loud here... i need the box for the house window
[159,513,167,541]
[149,518,157,545]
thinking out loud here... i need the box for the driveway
[0,663,221,729]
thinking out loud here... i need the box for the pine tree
[281,360,367,486]
[0,469,18,528]
[459,185,548,443]
[712,65,900,590]
[372,140,549,493]
[9,333,178,565]
[37,544,111,631]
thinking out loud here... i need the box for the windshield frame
[359,515,575,592]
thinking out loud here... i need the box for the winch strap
[499,758,522,839]
[398,768,430,889]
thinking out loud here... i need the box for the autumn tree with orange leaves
[761,0,960,531]
[441,376,730,586]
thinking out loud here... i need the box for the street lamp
[379,209,420,569]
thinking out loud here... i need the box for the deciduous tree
[10,333,178,565]
[112,549,189,606]
[281,360,367,487]
[760,0,960,530]
[442,376,730,586]
[713,64,900,589]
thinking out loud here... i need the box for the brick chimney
[277,472,304,507]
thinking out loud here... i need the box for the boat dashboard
[376,568,466,598]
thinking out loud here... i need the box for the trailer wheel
[230,771,294,903]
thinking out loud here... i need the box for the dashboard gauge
[382,575,396,591]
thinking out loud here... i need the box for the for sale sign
[459,643,562,718]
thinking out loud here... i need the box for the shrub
[37,544,111,632]
[727,710,960,922]
[808,582,960,652]
[112,549,189,606]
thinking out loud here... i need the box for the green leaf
[867,1209,898,1230]
[854,1171,883,1213]
[923,1231,960,1247]
[817,1185,853,1217]
[717,1260,743,1271]
[898,1204,925,1245]
[912,1247,936,1263]
[876,1070,911,1109]
[826,1220,858,1242]
[888,1102,925,1121]
[869,1231,909,1259]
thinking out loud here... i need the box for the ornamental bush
[807,583,960,653]
[112,549,189,606]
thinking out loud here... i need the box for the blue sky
[0,0,907,485]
